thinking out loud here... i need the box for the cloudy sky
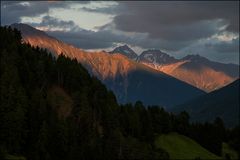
[1,1,239,64]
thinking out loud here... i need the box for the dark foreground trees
[0,26,238,160]
[0,26,169,160]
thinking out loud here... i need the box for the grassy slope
[155,132,221,159]
[5,154,26,160]
[222,142,238,160]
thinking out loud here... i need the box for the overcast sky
[1,1,239,64]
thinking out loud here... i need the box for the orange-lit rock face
[23,35,136,80]
[141,61,237,92]
[78,52,136,79]
[141,60,188,74]
[23,36,86,58]
[170,65,234,92]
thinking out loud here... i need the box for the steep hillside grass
[222,142,238,160]
[155,132,221,159]
[5,154,26,160]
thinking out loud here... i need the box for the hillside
[155,133,221,159]
[11,23,205,107]
[171,79,239,127]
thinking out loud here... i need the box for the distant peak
[116,44,131,49]
[110,44,138,59]
[11,23,33,28]
[182,54,209,62]
[122,44,129,47]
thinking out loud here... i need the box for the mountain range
[111,46,239,92]
[11,23,206,107]
[9,23,239,127]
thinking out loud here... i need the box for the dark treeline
[0,26,239,160]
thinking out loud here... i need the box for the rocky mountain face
[137,49,178,65]
[110,45,138,60]
[11,23,205,107]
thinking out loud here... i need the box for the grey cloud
[46,29,131,49]
[33,16,208,52]
[114,1,239,42]
[39,15,79,31]
[49,31,114,49]
[80,3,124,15]
[1,1,82,25]
[205,37,239,54]
[138,19,223,41]
[176,37,240,64]
[226,20,239,33]
[47,28,193,51]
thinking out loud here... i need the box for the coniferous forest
[0,26,239,160]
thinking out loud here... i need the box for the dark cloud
[1,1,65,25]
[46,29,132,49]
[47,28,196,52]
[114,1,239,41]
[205,37,239,54]
[39,15,79,31]
[176,36,239,64]
[41,15,74,26]
[48,30,115,49]
[1,1,86,25]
